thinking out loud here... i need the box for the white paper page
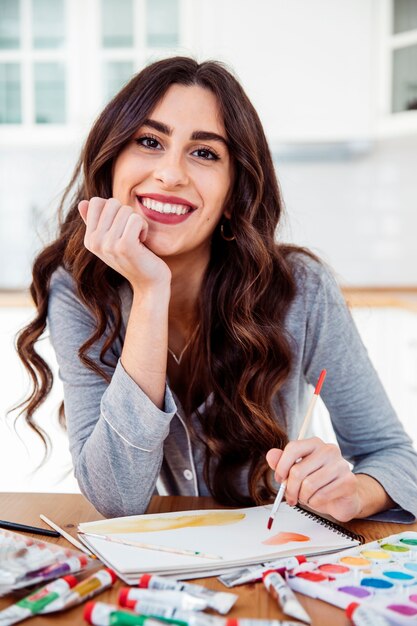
[78,504,359,575]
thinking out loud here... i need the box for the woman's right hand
[78,197,171,290]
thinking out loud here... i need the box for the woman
[17,57,417,521]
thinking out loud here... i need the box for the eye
[135,134,162,150]
[191,147,220,161]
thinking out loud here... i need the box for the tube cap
[118,587,130,607]
[346,602,360,619]
[138,573,152,588]
[105,568,118,584]
[63,575,78,588]
[83,601,96,624]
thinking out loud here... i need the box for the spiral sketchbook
[77,503,363,582]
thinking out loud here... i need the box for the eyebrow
[143,118,228,147]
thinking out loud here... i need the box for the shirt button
[183,469,193,480]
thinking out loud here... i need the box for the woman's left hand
[266,438,362,522]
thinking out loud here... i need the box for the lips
[136,195,196,225]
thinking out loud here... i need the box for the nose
[153,151,189,188]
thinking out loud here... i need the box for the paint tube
[119,588,208,611]
[218,556,307,587]
[119,597,303,626]
[0,535,73,587]
[29,554,90,579]
[346,602,391,626]
[137,573,238,614]
[84,601,186,626]
[0,575,77,626]
[119,598,224,626]
[1,541,62,581]
[40,568,117,612]
[12,554,91,589]
[262,570,311,625]
[225,618,308,626]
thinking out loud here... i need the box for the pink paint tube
[0,575,77,625]
[119,588,207,612]
[262,570,310,625]
[41,568,117,612]
[346,603,391,626]
[119,597,303,626]
[137,573,237,614]
[218,556,307,587]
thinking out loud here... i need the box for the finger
[284,454,326,506]
[275,437,323,482]
[92,197,122,234]
[117,213,148,254]
[102,204,135,242]
[85,196,107,231]
[284,443,342,505]
[78,200,89,224]
[306,472,357,513]
[297,462,344,506]
[266,449,283,471]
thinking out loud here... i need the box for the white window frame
[0,0,193,146]
[376,0,417,137]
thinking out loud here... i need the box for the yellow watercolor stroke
[82,511,246,535]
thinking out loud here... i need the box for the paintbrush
[267,369,327,530]
[78,531,223,560]
[39,514,96,558]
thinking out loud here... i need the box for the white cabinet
[311,306,417,449]
[352,306,417,447]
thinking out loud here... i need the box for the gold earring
[220,221,236,241]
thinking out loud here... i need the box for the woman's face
[112,83,232,262]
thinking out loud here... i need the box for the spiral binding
[294,505,366,544]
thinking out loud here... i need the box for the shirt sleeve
[47,268,177,517]
[300,259,417,522]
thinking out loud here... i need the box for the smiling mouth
[139,197,195,216]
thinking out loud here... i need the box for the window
[393,0,417,34]
[100,0,180,104]
[0,1,184,126]
[0,0,20,49]
[392,44,417,111]
[391,0,417,113]
[34,62,66,123]
[102,0,133,48]
[146,0,179,48]
[0,0,67,125]
[32,0,65,49]
[0,63,21,123]
[103,60,134,101]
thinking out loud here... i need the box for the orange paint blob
[262,532,310,546]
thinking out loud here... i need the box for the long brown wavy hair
[16,56,307,506]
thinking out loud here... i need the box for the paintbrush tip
[267,516,273,530]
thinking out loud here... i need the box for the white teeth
[141,197,191,215]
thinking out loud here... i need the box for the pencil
[39,514,97,558]
[78,531,223,560]
[0,519,60,538]
[267,368,327,530]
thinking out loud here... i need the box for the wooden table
[1,493,416,625]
